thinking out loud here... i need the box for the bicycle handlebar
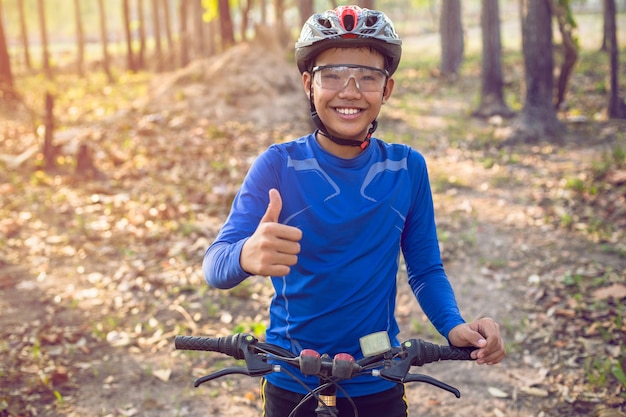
[175,333,476,397]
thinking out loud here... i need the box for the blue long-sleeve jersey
[203,134,465,397]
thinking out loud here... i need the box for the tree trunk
[37,0,52,78]
[194,0,208,57]
[74,0,85,77]
[439,0,464,78]
[43,92,55,171]
[260,0,267,22]
[122,0,136,72]
[605,0,626,118]
[601,0,609,51]
[161,0,173,66]
[179,0,190,67]
[473,0,514,119]
[0,1,14,94]
[299,0,314,27]
[137,0,147,69]
[550,0,578,110]
[97,0,113,82]
[17,0,32,71]
[508,0,565,144]
[240,0,253,42]
[275,0,287,45]
[151,0,163,71]
[218,0,235,50]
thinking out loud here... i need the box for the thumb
[468,323,488,348]
[260,188,282,223]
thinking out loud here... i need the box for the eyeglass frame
[310,64,390,93]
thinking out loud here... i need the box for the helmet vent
[318,18,332,28]
[342,15,355,31]
[365,16,378,27]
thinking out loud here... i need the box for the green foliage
[232,322,266,338]
[612,358,626,388]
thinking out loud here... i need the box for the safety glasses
[311,64,389,92]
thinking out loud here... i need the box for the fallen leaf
[597,409,626,417]
[519,386,549,397]
[593,284,626,301]
[153,368,171,382]
[488,387,510,398]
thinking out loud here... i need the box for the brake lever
[377,339,461,397]
[194,366,252,387]
[194,334,274,387]
[402,373,461,398]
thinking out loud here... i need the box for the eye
[322,71,341,80]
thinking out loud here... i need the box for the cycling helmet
[295,6,402,75]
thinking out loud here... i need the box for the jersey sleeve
[203,146,284,289]
[401,150,466,339]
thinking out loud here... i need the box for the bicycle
[174,331,477,417]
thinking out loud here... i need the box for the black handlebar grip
[174,334,247,360]
[409,340,477,366]
[438,345,476,361]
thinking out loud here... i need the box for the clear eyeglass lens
[314,66,387,92]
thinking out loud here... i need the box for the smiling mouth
[335,107,362,115]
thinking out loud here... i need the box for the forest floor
[1,18,626,417]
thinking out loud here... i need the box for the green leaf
[611,361,626,388]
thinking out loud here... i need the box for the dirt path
[2,14,626,417]
[2,103,624,417]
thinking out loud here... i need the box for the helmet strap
[309,89,377,151]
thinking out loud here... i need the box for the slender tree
[180,0,190,66]
[194,0,208,56]
[0,0,14,94]
[240,0,253,42]
[151,0,163,71]
[275,0,286,45]
[137,0,147,69]
[439,0,464,78]
[122,0,136,72]
[97,0,114,82]
[549,0,578,109]
[161,0,173,55]
[17,0,31,71]
[605,0,626,118]
[357,0,374,10]
[260,0,267,22]
[74,0,85,76]
[299,0,314,27]
[37,0,52,78]
[508,0,565,144]
[218,0,235,50]
[473,0,514,118]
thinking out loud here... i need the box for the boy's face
[302,47,394,144]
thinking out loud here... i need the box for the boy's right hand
[240,189,302,277]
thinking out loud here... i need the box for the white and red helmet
[295,6,402,75]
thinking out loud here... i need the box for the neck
[315,131,364,159]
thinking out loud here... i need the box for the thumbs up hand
[240,189,303,277]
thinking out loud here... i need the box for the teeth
[336,108,360,115]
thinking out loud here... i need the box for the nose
[339,76,362,96]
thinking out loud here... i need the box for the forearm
[203,239,251,289]
[409,268,465,339]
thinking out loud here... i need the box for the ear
[381,77,395,104]
[302,72,312,99]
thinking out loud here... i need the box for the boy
[203,6,506,417]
